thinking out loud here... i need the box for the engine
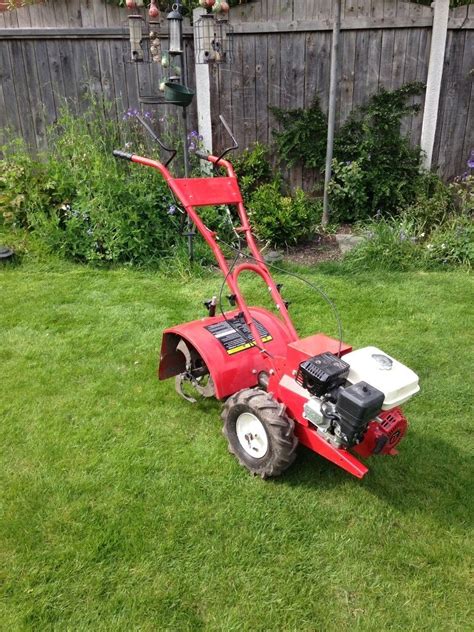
[296,348,418,453]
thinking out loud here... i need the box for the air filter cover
[296,352,350,397]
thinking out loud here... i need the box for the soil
[283,233,342,265]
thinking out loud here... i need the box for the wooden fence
[210,0,473,182]
[0,0,473,181]
[0,0,197,150]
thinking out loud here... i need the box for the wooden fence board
[255,33,268,144]
[34,39,57,128]
[339,30,357,125]
[46,39,66,114]
[0,43,21,139]
[8,40,36,146]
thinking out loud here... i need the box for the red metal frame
[127,152,408,478]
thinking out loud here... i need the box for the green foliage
[197,204,239,248]
[232,142,273,203]
[1,102,181,265]
[326,159,369,223]
[344,178,473,271]
[0,141,56,229]
[248,181,321,247]
[425,215,474,268]
[344,216,426,271]
[330,82,426,221]
[270,98,327,170]
[402,171,455,230]
[451,173,474,215]
[271,83,427,222]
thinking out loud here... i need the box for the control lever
[136,114,177,167]
[215,115,239,166]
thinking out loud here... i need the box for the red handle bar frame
[120,151,299,365]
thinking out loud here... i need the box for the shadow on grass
[178,396,471,529]
[275,430,473,529]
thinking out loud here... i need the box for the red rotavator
[113,117,419,480]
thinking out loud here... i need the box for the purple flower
[467,150,474,169]
[188,141,196,152]
[167,205,177,215]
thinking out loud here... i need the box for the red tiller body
[123,151,409,478]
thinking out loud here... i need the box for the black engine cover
[335,381,385,445]
[296,352,350,397]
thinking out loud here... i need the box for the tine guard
[158,307,293,400]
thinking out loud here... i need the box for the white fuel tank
[343,346,419,410]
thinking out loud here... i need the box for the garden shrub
[1,103,182,265]
[248,181,321,247]
[270,83,427,222]
[424,215,473,268]
[344,216,425,271]
[344,176,473,272]
[330,82,426,221]
[270,98,327,170]
[232,143,273,203]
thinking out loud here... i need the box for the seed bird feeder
[128,14,145,62]
[194,12,232,64]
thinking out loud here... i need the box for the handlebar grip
[195,150,209,160]
[113,150,133,161]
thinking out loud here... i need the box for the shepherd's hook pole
[180,18,193,262]
[322,0,341,227]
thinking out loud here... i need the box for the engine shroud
[296,352,349,397]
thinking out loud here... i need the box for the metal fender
[158,307,293,400]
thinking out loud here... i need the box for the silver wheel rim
[235,412,269,459]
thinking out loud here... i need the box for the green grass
[0,258,472,631]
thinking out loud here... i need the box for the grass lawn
[0,258,472,631]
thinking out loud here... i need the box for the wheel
[221,388,298,479]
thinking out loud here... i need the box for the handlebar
[113,150,133,161]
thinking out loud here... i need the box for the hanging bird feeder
[194,10,232,64]
[128,14,145,61]
[167,4,184,55]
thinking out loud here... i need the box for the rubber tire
[221,388,298,479]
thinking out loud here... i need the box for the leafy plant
[401,171,455,231]
[326,159,368,223]
[270,98,327,170]
[425,215,474,268]
[329,82,426,221]
[1,101,183,265]
[248,181,321,247]
[232,143,273,203]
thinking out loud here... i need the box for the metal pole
[322,0,341,227]
[179,8,194,262]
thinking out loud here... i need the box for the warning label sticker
[205,316,273,355]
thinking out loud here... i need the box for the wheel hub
[235,412,268,458]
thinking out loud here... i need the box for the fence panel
[210,0,473,180]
